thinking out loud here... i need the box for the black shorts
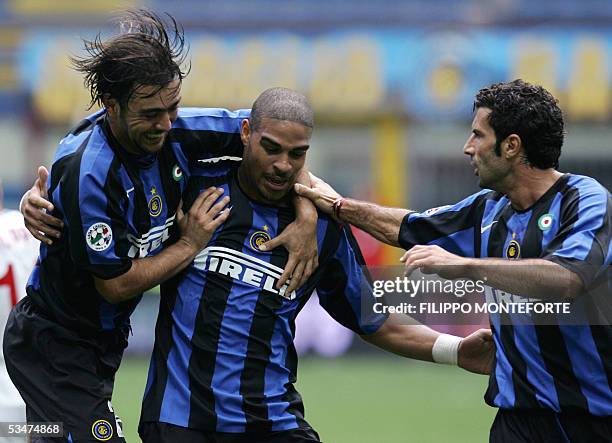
[3,297,128,442]
[139,421,322,443]
[490,408,612,443]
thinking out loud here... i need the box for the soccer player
[296,79,612,442]
[137,87,494,443]
[5,11,316,443]
[0,181,39,443]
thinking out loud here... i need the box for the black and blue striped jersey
[141,163,387,433]
[26,107,249,335]
[399,173,612,416]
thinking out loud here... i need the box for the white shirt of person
[0,208,39,424]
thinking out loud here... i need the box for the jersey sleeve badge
[86,222,113,252]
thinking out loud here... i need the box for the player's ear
[502,134,521,160]
[102,94,120,119]
[240,118,251,148]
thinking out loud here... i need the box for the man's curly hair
[71,9,189,109]
[474,79,564,169]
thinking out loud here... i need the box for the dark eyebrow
[140,98,181,114]
[260,136,282,149]
[260,136,310,151]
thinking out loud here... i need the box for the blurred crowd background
[1,0,611,356]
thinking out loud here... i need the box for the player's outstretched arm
[21,166,64,245]
[260,168,319,294]
[401,245,584,300]
[361,314,494,375]
[294,173,410,247]
[95,187,230,303]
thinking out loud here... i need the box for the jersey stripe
[515,325,560,410]
[240,203,283,433]
[170,108,245,166]
[484,192,544,409]
[559,325,612,415]
[535,326,589,411]
[159,271,208,426]
[175,108,250,131]
[533,182,590,412]
[187,177,254,431]
[141,270,179,420]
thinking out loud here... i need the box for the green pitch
[113,355,496,442]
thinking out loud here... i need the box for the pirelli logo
[194,246,296,300]
[126,215,175,258]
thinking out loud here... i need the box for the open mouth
[264,175,288,190]
[145,133,166,143]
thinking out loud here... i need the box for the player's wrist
[461,258,481,280]
[176,235,202,257]
[431,333,461,365]
[294,196,318,224]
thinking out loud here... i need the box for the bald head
[249,87,313,131]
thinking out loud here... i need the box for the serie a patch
[86,222,113,252]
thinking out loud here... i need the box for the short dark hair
[71,9,189,109]
[250,87,314,131]
[473,79,564,169]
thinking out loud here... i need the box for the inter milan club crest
[538,213,554,231]
[506,239,521,259]
[86,222,113,252]
[148,186,163,217]
[250,225,272,251]
[91,419,113,441]
[172,164,183,182]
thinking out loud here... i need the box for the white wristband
[432,333,461,366]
